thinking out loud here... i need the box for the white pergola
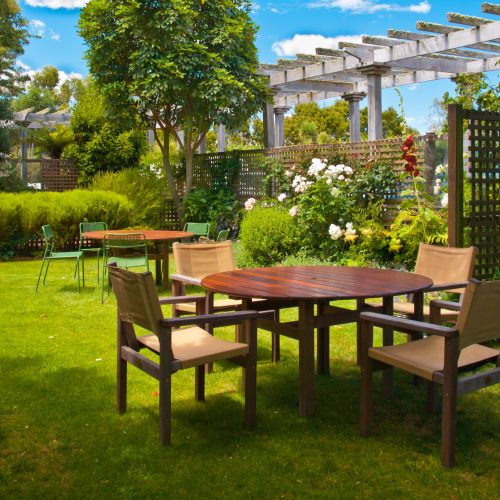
[253,2,500,148]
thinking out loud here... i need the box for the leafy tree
[79,0,268,213]
[0,0,29,97]
[435,73,500,133]
[13,85,57,112]
[360,106,418,139]
[62,78,145,183]
[33,125,74,159]
[31,65,59,90]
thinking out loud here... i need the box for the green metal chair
[36,224,85,292]
[101,232,149,302]
[77,221,108,283]
[183,222,210,241]
[216,229,230,241]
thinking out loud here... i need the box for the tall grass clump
[90,167,169,228]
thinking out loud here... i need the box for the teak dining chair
[36,224,85,292]
[371,243,478,322]
[359,279,500,468]
[108,266,258,445]
[171,241,281,362]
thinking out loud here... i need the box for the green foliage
[239,205,302,267]
[62,79,146,184]
[0,0,29,96]
[349,160,398,206]
[13,85,57,112]
[79,0,268,206]
[90,167,168,228]
[0,190,132,257]
[360,106,419,140]
[32,125,74,159]
[182,188,239,238]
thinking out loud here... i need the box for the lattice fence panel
[41,159,78,191]
[465,109,500,280]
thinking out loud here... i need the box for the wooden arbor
[258,3,500,145]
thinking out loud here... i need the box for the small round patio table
[202,266,432,417]
[81,229,192,287]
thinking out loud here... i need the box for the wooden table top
[202,266,433,301]
[81,229,192,241]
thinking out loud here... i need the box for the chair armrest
[171,273,202,286]
[360,311,458,338]
[428,281,468,292]
[161,310,260,328]
[159,295,206,306]
[429,299,462,312]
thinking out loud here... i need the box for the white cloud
[29,19,60,41]
[272,34,363,56]
[308,0,431,15]
[25,0,87,8]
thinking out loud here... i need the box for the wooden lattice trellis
[40,159,78,192]
[192,136,430,223]
[448,104,500,280]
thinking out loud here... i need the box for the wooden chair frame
[109,266,258,445]
[359,279,500,467]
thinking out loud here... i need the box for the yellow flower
[344,233,359,243]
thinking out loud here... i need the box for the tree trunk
[158,128,182,213]
[184,130,193,195]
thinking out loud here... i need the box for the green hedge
[0,190,133,256]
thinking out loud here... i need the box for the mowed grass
[0,258,499,498]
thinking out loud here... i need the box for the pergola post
[197,132,207,154]
[342,93,366,143]
[359,65,388,141]
[263,100,275,149]
[274,106,290,148]
[217,124,226,152]
[20,127,28,181]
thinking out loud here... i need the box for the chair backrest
[41,224,56,252]
[108,266,164,337]
[79,221,108,236]
[183,222,210,238]
[456,279,500,349]
[415,244,477,294]
[172,240,236,279]
[217,229,230,241]
[104,232,148,252]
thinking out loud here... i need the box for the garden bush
[0,190,132,257]
[239,205,302,267]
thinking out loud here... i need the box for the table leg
[299,300,315,417]
[161,241,169,288]
[317,302,330,375]
[382,296,394,399]
[356,298,366,366]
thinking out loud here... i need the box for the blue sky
[17,0,500,133]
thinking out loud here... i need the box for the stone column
[263,100,275,149]
[273,106,290,148]
[342,93,366,143]
[217,124,226,152]
[360,65,388,141]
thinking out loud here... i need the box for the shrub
[0,190,132,257]
[239,205,302,267]
[90,168,168,228]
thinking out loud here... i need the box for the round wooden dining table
[202,266,433,417]
[81,229,192,287]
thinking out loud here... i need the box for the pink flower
[244,197,256,210]
[289,206,298,217]
[277,193,287,202]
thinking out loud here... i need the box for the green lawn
[0,258,499,498]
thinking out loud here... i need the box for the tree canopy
[0,0,29,97]
[79,0,268,210]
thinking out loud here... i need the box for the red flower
[402,135,419,177]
